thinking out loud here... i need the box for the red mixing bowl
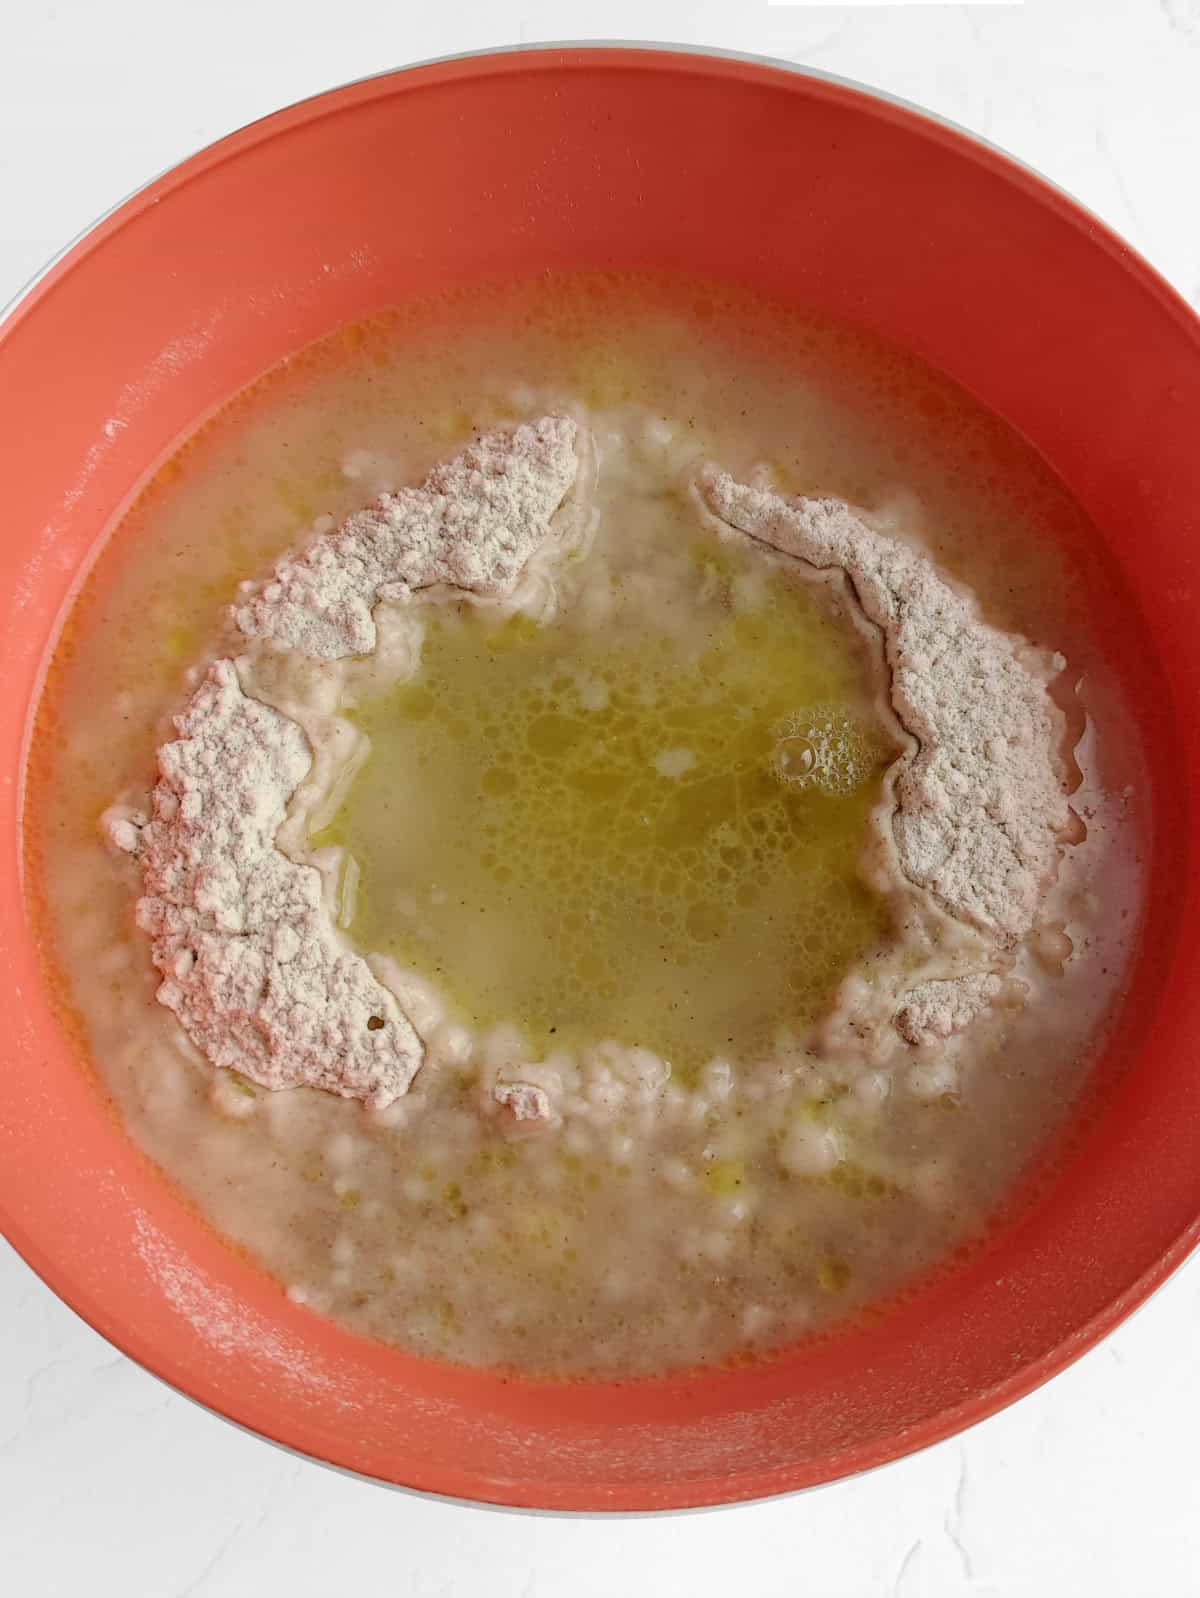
[1,46,1198,1511]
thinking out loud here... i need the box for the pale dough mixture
[33,279,1143,1376]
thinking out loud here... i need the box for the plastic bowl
[2,46,1199,1511]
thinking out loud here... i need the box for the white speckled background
[3,3,1198,1592]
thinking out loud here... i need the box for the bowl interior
[2,47,1200,1510]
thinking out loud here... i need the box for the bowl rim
[5,39,1197,344]
[3,40,1199,1514]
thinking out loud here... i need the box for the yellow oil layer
[321,543,897,1074]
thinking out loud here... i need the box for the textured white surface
[3,2,1199,1592]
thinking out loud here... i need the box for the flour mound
[118,661,422,1104]
[698,471,1070,942]
[115,416,584,1104]
[234,414,581,659]
[894,972,1004,1047]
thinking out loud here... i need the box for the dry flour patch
[234,414,580,658]
[698,470,1071,943]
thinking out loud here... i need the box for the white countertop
[3,3,1198,1592]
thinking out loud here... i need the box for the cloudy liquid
[326,524,896,1077]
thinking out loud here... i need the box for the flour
[894,972,1004,1048]
[106,417,584,1104]
[698,470,1071,943]
[105,660,423,1105]
[234,414,581,659]
[493,1080,555,1124]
